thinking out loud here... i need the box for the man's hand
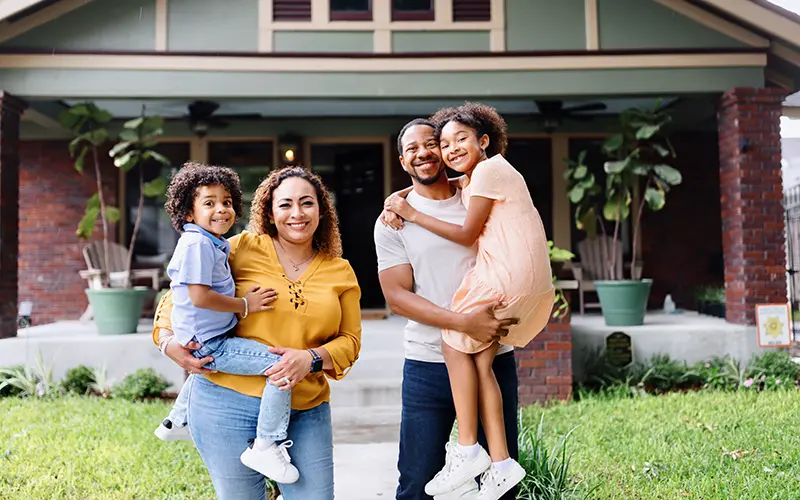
[164,339,217,375]
[458,302,519,344]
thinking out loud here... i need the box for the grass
[3,391,800,499]
[0,396,214,499]
[526,390,800,499]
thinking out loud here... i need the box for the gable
[1,0,156,51]
[598,0,748,50]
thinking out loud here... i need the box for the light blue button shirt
[167,223,238,346]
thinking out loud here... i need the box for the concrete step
[329,377,403,407]
[342,351,404,381]
[331,405,402,444]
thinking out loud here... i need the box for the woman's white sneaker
[425,442,491,496]
[476,460,526,500]
[240,440,300,484]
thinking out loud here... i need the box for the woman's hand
[264,347,313,391]
[164,338,218,375]
[384,194,417,222]
[379,208,404,230]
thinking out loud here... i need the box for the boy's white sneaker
[425,442,491,496]
[476,460,526,500]
[434,478,479,500]
[154,419,192,442]
[240,440,300,484]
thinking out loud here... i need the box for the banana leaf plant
[563,103,682,280]
[60,104,169,289]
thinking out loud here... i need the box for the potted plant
[60,104,169,334]
[549,241,575,319]
[564,103,682,326]
[695,285,725,318]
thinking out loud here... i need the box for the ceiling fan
[184,100,261,137]
[532,99,607,133]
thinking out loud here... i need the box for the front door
[310,143,385,309]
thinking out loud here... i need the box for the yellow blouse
[152,231,362,410]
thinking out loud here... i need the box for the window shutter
[273,0,311,21]
[452,0,490,22]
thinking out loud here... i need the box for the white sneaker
[434,478,479,500]
[154,419,192,442]
[476,460,526,500]
[240,440,300,484]
[425,442,491,496]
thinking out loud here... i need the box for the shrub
[111,368,170,401]
[688,355,743,391]
[0,353,57,399]
[61,365,96,395]
[742,351,800,391]
[0,365,25,398]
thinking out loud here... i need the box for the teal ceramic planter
[86,287,148,335]
[594,279,653,326]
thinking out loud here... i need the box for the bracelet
[241,297,249,319]
[159,334,174,357]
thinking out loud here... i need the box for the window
[452,0,490,22]
[330,0,371,21]
[392,0,434,21]
[273,0,311,21]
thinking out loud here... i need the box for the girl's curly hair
[430,101,508,158]
[249,166,343,260]
[164,162,244,232]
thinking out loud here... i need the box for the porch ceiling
[56,96,674,120]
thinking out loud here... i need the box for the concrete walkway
[334,442,400,499]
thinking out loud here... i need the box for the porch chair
[568,235,643,315]
[78,241,163,321]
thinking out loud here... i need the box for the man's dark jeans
[396,351,519,500]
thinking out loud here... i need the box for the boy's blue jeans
[167,333,290,441]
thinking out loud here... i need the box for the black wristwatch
[308,348,323,373]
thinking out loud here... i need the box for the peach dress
[444,154,555,353]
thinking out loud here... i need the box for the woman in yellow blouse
[153,166,362,500]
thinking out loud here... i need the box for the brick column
[718,88,788,325]
[0,92,26,338]
[515,313,572,406]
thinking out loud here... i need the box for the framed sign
[605,331,633,368]
[755,303,792,348]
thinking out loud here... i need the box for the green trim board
[597,0,748,50]
[505,0,586,51]
[1,0,156,51]
[392,31,490,53]
[0,67,765,99]
[167,0,258,52]
[274,31,373,53]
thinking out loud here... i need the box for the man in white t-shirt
[374,119,520,500]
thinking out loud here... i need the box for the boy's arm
[188,285,247,313]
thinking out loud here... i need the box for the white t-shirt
[374,189,513,363]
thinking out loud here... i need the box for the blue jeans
[167,334,290,441]
[187,375,334,500]
[397,351,519,500]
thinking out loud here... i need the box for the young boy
[153,162,299,484]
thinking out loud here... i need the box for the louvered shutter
[452,0,490,21]
[273,0,311,21]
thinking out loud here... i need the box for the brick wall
[641,131,724,309]
[19,141,118,325]
[516,313,572,406]
[718,88,787,325]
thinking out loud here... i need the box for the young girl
[384,102,555,500]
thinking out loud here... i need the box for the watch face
[312,359,323,372]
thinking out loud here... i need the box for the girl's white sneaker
[425,442,491,496]
[476,460,526,500]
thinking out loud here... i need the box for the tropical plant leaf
[109,141,131,158]
[653,143,670,158]
[86,192,100,210]
[604,159,628,174]
[574,164,588,179]
[143,177,167,198]
[645,187,665,211]
[123,117,145,130]
[118,129,139,142]
[654,165,682,185]
[76,206,99,239]
[569,185,585,204]
[105,206,121,223]
[74,147,88,174]
[603,195,630,222]
[636,124,660,140]
[143,150,171,165]
[113,150,139,171]
[603,134,624,153]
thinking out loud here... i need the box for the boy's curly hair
[164,162,244,232]
[430,101,508,158]
[249,166,343,260]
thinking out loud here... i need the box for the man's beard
[410,164,443,185]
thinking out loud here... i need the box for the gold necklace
[275,238,317,273]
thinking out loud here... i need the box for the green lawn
[2,392,800,499]
[525,390,800,499]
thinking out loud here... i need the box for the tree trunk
[92,146,110,288]
[125,166,145,289]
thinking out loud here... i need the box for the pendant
[292,264,300,272]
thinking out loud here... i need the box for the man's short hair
[397,118,436,155]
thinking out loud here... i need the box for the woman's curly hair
[430,101,508,158]
[164,162,243,232]
[249,166,343,260]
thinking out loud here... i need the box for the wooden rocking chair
[568,235,643,315]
